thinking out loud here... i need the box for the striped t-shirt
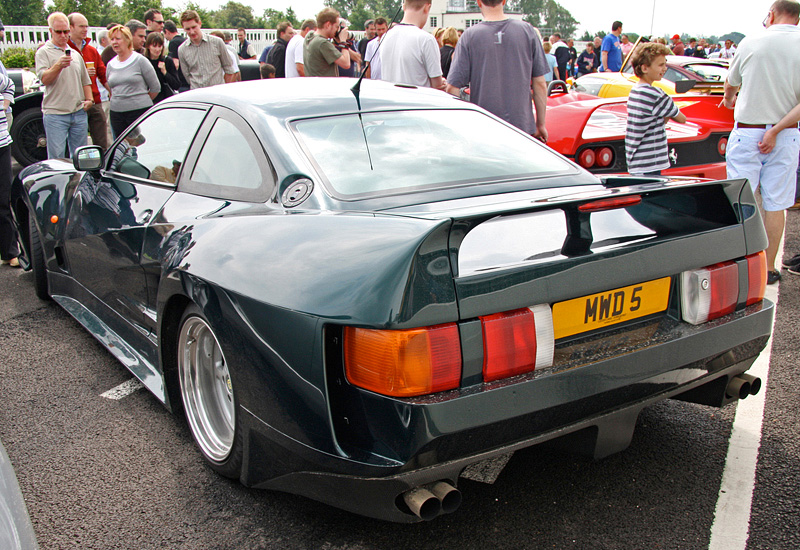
[625,83,679,175]
[0,72,14,149]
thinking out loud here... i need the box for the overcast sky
[191,0,769,39]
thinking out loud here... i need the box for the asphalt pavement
[0,161,797,549]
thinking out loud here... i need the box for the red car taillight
[596,146,614,167]
[577,147,614,169]
[481,305,554,382]
[680,251,766,325]
[578,148,596,168]
[718,136,729,157]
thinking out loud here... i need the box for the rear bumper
[239,300,773,522]
[663,162,727,180]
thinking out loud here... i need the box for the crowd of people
[0,1,799,279]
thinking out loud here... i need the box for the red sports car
[545,91,732,179]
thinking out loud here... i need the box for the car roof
[161,78,468,121]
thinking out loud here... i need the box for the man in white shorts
[723,0,800,284]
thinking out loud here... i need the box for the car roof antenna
[350,5,403,171]
[350,4,403,110]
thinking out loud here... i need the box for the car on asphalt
[0,439,39,549]
[572,55,730,98]
[545,89,733,179]
[9,78,773,522]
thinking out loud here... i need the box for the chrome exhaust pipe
[402,487,441,521]
[428,481,462,514]
[726,376,751,400]
[738,373,762,396]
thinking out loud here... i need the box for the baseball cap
[671,34,680,40]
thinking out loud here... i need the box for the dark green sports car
[10,78,773,522]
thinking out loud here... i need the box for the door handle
[137,209,153,224]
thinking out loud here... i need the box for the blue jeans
[43,110,88,159]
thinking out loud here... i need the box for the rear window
[293,109,574,199]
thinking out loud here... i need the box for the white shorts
[726,127,800,211]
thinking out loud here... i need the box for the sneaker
[1,258,19,268]
[767,270,782,285]
[783,253,800,269]
[787,265,800,276]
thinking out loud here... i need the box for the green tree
[47,0,103,23]
[578,29,606,41]
[216,1,256,29]
[0,0,46,25]
[95,0,127,27]
[323,0,401,29]
[285,7,299,27]
[184,2,217,28]
[519,0,578,38]
[262,8,287,29]
[121,0,162,22]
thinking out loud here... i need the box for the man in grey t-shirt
[445,0,549,140]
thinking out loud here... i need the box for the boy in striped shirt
[625,43,686,175]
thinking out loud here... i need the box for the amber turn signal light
[344,324,461,397]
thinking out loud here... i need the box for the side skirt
[52,294,166,403]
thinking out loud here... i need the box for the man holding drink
[35,12,93,159]
[68,12,110,150]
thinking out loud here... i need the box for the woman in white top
[106,24,160,138]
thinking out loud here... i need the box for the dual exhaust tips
[401,481,462,521]
[726,373,762,400]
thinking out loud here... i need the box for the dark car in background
[6,68,46,167]
[10,78,773,522]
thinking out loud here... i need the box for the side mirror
[73,145,103,172]
[674,79,697,94]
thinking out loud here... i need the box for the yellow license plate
[552,277,671,340]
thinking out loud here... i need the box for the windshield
[682,63,727,82]
[293,110,574,199]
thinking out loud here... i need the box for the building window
[466,19,482,28]
[430,16,438,27]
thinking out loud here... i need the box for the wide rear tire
[177,305,243,479]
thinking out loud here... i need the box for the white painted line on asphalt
[708,280,779,550]
[101,378,144,400]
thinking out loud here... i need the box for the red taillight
[707,262,739,319]
[746,250,767,305]
[578,195,642,212]
[596,146,614,167]
[681,252,766,325]
[344,323,461,397]
[718,136,728,156]
[578,148,596,168]
[481,305,554,382]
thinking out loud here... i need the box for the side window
[191,118,261,189]
[108,107,207,184]
[664,68,685,83]
[182,112,273,202]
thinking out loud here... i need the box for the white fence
[1,25,280,57]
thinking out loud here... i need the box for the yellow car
[572,55,728,98]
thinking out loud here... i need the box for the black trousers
[109,107,149,140]
[0,145,19,261]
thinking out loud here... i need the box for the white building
[423,0,525,32]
